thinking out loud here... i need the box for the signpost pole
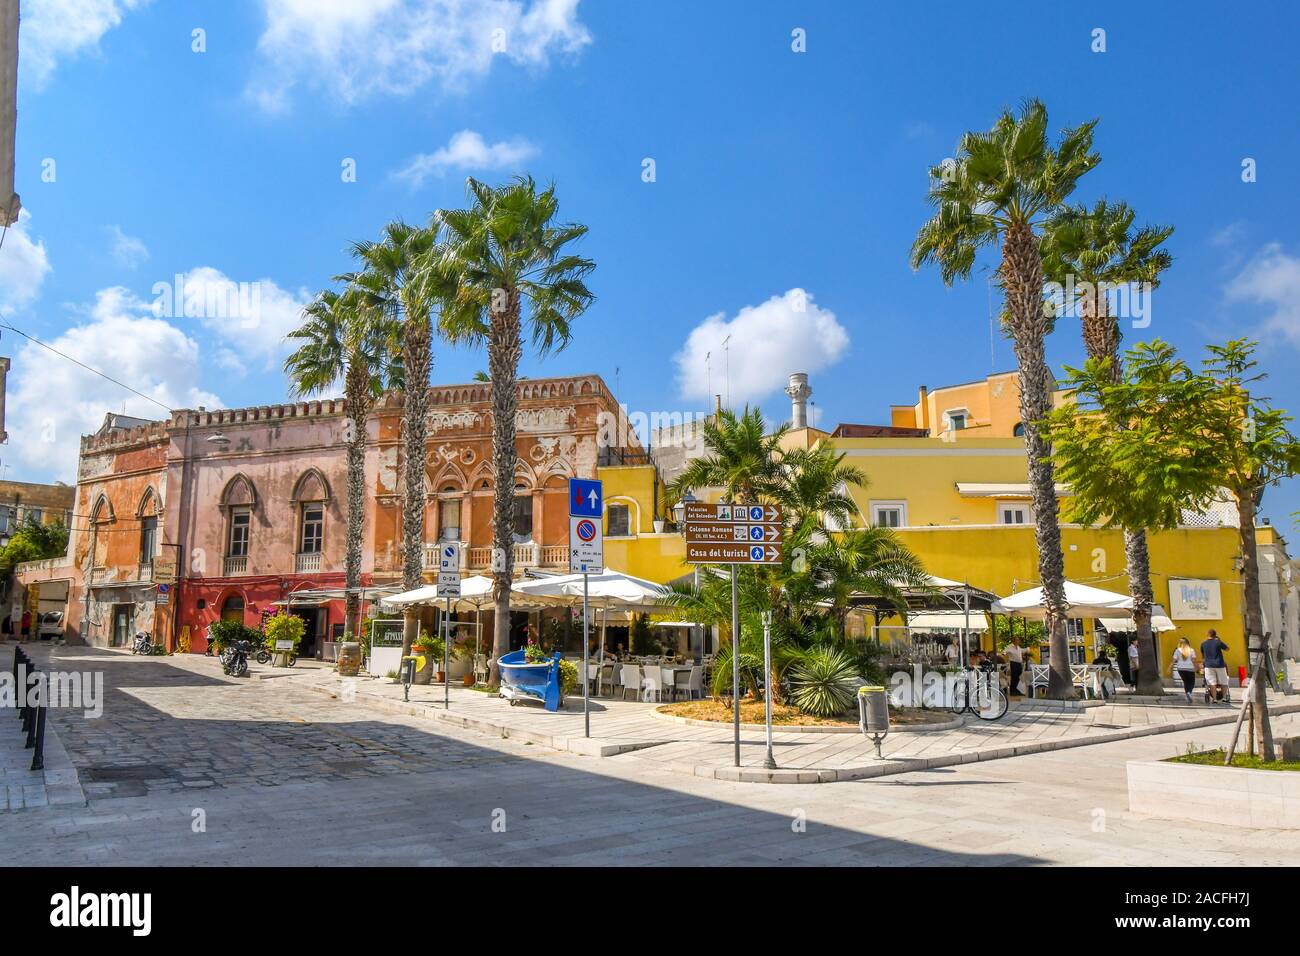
[582,571,590,738]
[444,595,451,709]
[762,610,776,769]
[732,563,740,767]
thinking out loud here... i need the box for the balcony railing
[223,555,248,577]
[295,551,323,574]
[462,543,568,570]
[137,562,153,583]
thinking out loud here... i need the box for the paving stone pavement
[283,662,1300,783]
[0,646,1297,865]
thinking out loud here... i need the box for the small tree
[1199,340,1300,761]
[1044,341,1220,693]
[263,610,306,655]
[0,515,69,567]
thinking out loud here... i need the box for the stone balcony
[422,541,569,572]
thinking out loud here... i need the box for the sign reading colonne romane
[683,502,782,565]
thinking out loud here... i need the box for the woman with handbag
[1171,637,1198,703]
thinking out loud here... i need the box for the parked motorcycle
[131,631,153,655]
[222,640,249,678]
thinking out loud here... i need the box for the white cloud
[0,210,52,312]
[250,0,591,111]
[149,266,312,371]
[4,287,222,481]
[1224,243,1300,348]
[392,130,538,187]
[106,225,149,269]
[673,289,851,407]
[19,0,149,90]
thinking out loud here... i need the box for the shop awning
[907,610,990,632]
[955,482,1069,498]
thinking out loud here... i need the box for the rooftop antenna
[721,334,731,409]
[705,351,711,402]
[986,269,997,372]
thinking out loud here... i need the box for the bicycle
[950,666,1009,720]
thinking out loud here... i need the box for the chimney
[785,373,812,429]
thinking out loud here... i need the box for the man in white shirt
[1004,638,1024,696]
[1126,637,1140,690]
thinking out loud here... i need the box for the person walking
[1126,636,1140,691]
[1170,637,1198,703]
[20,609,31,641]
[1199,629,1232,704]
[1005,637,1025,697]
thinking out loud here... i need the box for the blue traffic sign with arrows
[569,478,603,517]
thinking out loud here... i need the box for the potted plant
[263,610,305,667]
[411,630,444,684]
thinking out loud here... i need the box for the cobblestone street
[43,648,523,801]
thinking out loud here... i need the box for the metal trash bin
[858,685,889,758]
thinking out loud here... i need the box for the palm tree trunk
[400,311,431,658]
[1082,296,1162,694]
[1003,221,1074,699]
[1124,529,1163,694]
[1236,490,1275,760]
[487,292,523,686]
[342,362,370,639]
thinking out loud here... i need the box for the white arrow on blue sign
[569,478,603,517]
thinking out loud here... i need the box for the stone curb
[647,707,964,734]
[651,700,1300,784]
[296,676,660,758]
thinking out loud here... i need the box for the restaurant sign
[1167,578,1223,620]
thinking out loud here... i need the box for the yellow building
[605,371,1257,675]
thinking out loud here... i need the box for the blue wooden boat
[497,650,563,711]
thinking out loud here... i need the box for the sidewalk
[282,662,1300,784]
[0,645,87,811]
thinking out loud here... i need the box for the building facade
[18,375,645,653]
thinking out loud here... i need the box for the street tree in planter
[262,611,306,666]
[1199,340,1300,760]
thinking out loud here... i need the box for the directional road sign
[683,502,782,565]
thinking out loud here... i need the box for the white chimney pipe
[785,372,812,429]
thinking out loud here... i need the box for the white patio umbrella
[512,570,673,692]
[992,580,1165,623]
[383,575,501,660]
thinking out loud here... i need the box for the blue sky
[3,0,1299,524]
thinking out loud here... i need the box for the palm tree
[425,177,595,684]
[1043,200,1173,694]
[810,527,930,639]
[346,222,439,657]
[284,287,394,638]
[911,99,1099,699]
[671,407,788,507]
[776,443,867,532]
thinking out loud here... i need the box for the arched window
[512,482,533,542]
[1012,422,1025,438]
[220,594,245,623]
[439,484,461,541]
[137,488,160,565]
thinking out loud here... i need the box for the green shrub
[557,658,580,697]
[789,647,859,717]
[710,646,764,698]
[263,610,306,653]
[208,618,260,652]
